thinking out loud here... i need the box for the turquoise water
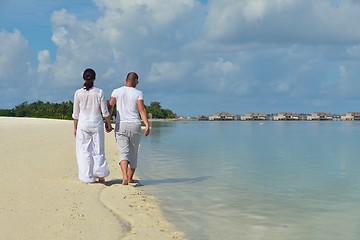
[137,121,360,240]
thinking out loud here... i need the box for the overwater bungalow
[307,112,334,120]
[340,112,360,121]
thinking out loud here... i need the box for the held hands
[105,122,114,133]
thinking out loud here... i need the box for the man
[108,72,150,185]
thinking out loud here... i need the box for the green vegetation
[145,102,177,119]
[0,101,73,119]
[0,100,176,120]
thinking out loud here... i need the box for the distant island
[0,101,176,120]
[1,101,359,121]
[195,112,360,121]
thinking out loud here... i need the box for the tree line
[0,101,177,120]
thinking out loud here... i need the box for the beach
[0,117,185,240]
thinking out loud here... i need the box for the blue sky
[1,0,360,117]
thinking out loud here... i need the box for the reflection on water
[140,176,210,186]
[137,121,360,240]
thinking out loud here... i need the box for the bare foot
[98,177,105,183]
[122,176,129,185]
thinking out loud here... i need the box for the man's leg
[128,167,136,183]
[115,124,131,185]
[128,123,141,183]
[120,160,129,185]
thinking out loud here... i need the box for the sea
[136,120,360,240]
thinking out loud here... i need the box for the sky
[1,0,360,117]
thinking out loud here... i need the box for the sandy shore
[0,117,185,240]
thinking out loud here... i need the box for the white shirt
[111,86,143,123]
[72,87,110,131]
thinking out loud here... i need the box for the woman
[72,68,113,183]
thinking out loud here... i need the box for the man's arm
[105,97,116,133]
[137,99,150,136]
[108,97,116,116]
[104,116,113,133]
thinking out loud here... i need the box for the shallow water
[137,121,360,240]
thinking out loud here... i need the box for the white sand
[0,117,185,240]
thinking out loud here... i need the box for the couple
[72,68,150,185]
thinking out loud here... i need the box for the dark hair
[83,68,96,80]
[83,68,96,90]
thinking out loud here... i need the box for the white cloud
[0,29,31,85]
[94,0,195,27]
[205,0,360,44]
[242,0,296,22]
[346,45,360,59]
[336,63,360,97]
[196,58,238,79]
[48,9,122,87]
[0,29,39,108]
[51,26,68,47]
[340,65,347,79]
[194,57,249,94]
[3,0,360,115]
[51,8,77,27]
[148,61,191,83]
[39,0,204,90]
[37,50,51,73]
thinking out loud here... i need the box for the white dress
[72,87,110,183]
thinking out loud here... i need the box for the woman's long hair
[83,68,96,90]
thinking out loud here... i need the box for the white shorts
[115,122,141,168]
